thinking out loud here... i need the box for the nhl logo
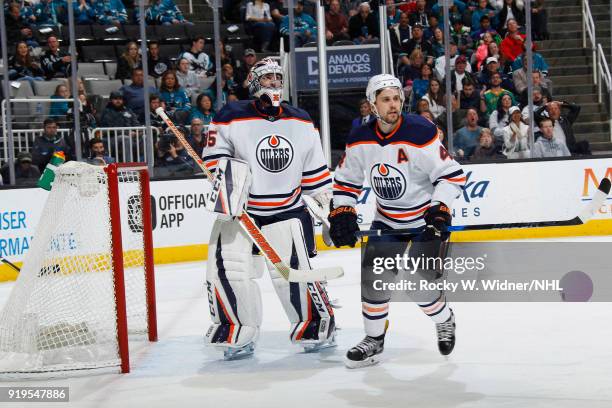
[369,163,406,200]
[256,134,294,173]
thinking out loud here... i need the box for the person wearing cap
[99,91,141,128]
[478,56,514,92]
[245,0,276,52]
[235,49,258,100]
[446,54,477,93]
[502,105,530,159]
[389,12,411,54]
[0,151,41,185]
[404,22,432,57]
[31,118,73,172]
[280,0,317,47]
[348,2,379,44]
[325,0,350,44]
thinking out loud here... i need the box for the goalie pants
[205,206,334,348]
[361,221,452,338]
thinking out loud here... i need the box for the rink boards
[1,157,611,281]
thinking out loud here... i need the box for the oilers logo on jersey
[256,134,295,173]
[369,163,406,200]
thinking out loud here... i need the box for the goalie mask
[247,57,283,107]
[366,74,405,125]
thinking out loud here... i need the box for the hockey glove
[423,202,452,241]
[328,205,359,248]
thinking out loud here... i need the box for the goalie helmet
[365,74,405,120]
[246,57,283,107]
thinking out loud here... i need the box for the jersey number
[439,146,450,161]
[207,130,217,147]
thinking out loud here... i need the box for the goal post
[0,162,157,376]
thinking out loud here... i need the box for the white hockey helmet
[366,74,405,116]
[247,57,284,107]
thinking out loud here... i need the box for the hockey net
[0,162,157,376]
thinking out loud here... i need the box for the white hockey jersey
[334,114,465,229]
[204,100,331,216]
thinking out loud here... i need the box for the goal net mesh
[0,162,149,375]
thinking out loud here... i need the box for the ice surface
[0,238,611,408]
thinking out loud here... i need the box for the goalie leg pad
[261,219,336,346]
[205,219,262,349]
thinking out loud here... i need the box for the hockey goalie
[202,58,336,359]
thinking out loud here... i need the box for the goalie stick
[154,107,343,283]
[357,178,611,237]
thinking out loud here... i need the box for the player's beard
[381,110,400,126]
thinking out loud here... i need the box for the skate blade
[222,344,255,360]
[302,339,337,353]
[344,355,380,369]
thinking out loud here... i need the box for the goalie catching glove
[423,202,452,241]
[328,204,359,248]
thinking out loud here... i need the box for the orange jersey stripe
[205,160,218,169]
[334,183,361,194]
[363,304,389,313]
[302,171,331,184]
[445,176,467,183]
[377,205,429,219]
[248,188,301,207]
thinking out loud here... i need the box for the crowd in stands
[0,0,593,184]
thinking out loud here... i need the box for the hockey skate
[436,309,456,356]
[205,324,259,360]
[302,330,337,353]
[222,343,256,360]
[344,335,385,368]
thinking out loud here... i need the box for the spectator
[280,0,317,47]
[385,0,401,27]
[205,63,239,106]
[424,13,440,41]
[246,0,276,51]
[518,78,551,111]
[459,79,481,110]
[73,0,96,24]
[159,70,191,125]
[269,0,288,23]
[41,36,71,80]
[325,0,350,44]
[32,118,72,172]
[186,118,207,158]
[489,93,514,139]
[421,79,446,119]
[49,84,70,119]
[1,151,41,185]
[471,15,502,43]
[471,0,496,32]
[500,19,525,63]
[478,56,514,91]
[403,23,432,57]
[86,138,115,165]
[351,99,373,131]
[348,2,379,44]
[399,49,425,86]
[511,52,549,77]
[176,58,201,98]
[149,95,167,131]
[6,3,36,46]
[471,128,503,160]
[502,105,530,158]
[91,0,127,26]
[120,68,158,123]
[430,27,445,58]
[481,72,515,115]
[534,101,590,155]
[155,130,193,175]
[531,0,548,40]
[227,91,240,103]
[8,41,44,84]
[148,41,172,78]
[390,12,411,54]
[411,64,433,108]
[146,0,190,25]
[180,36,213,76]
[447,55,477,93]
[100,91,140,128]
[217,39,237,68]
[190,94,215,124]
[454,108,482,159]
[496,0,524,33]
[235,49,258,100]
[409,0,429,27]
[532,117,570,158]
[514,69,551,104]
[450,18,473,58]
[116,42,142,80]
[33,0,66,26]
[520,86,547,133]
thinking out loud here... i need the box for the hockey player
[202,58,336,359]
[329,74,466,368]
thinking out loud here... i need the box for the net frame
[0,162,157,377]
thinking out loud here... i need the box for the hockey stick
[155,108,343,283]
[0,257,21,272]
[357,178,611,237]
[301,195,333,246]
